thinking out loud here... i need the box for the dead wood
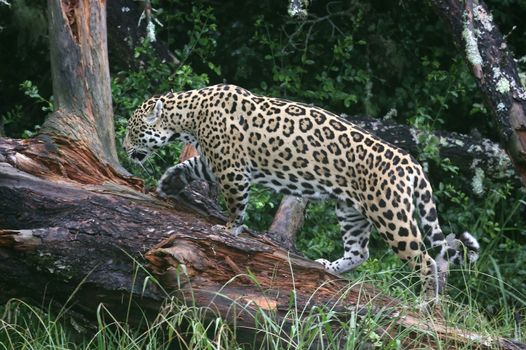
[45,0,123,172]
[350,115,516,181]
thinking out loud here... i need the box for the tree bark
[350,115,515,181]
[44,0,121,172]
[267,195,308,251]
[428,0,526,184]
[1,137,524,350]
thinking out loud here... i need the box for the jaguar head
[123,98,166,164]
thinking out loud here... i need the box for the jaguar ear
[146,100,163,125]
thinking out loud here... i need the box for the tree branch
[428,0,526,184]
[349,115,516,181]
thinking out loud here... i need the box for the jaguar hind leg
[316,202,372,273]
[377,218,440,302]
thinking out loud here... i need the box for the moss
[33,251,74,282]
[462,26,483,66]
[146,21,156,42]
[471,167,485,196]
[496,77,511,93]
[473,5,494,32]
[382,108,397,121]
[288,0,308,18]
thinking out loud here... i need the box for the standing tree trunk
[44,0,122,172]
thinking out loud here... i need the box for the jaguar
[123,84,479,300]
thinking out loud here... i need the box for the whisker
[154,152,169,164]
[138,161,152,177]
[146,157,156,168]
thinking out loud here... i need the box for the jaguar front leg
[157,156,215,198]
[217,170,251,236]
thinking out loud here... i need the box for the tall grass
[0,260,524,350]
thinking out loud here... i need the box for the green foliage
[9,0,47,52]
[296,201,341,260]
[244,186,282,231]
[150,0,220,75]
[20,80,53,113]
[0,105,22,135]
[0,80,51,138]
[0,0,50,137]
[245,5,369,111]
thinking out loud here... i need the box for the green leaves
[244,186,282,231]
[20,80,53,113]
[296,201,340,260]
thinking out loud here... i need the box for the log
[350,115,516,181]
[1,136,524,349]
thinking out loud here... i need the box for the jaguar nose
[131,150,147,162]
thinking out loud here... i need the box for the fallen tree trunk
[1,136,524,349]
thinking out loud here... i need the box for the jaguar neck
[163,89,204,136]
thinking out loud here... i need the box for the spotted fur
[123,84,480,300]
